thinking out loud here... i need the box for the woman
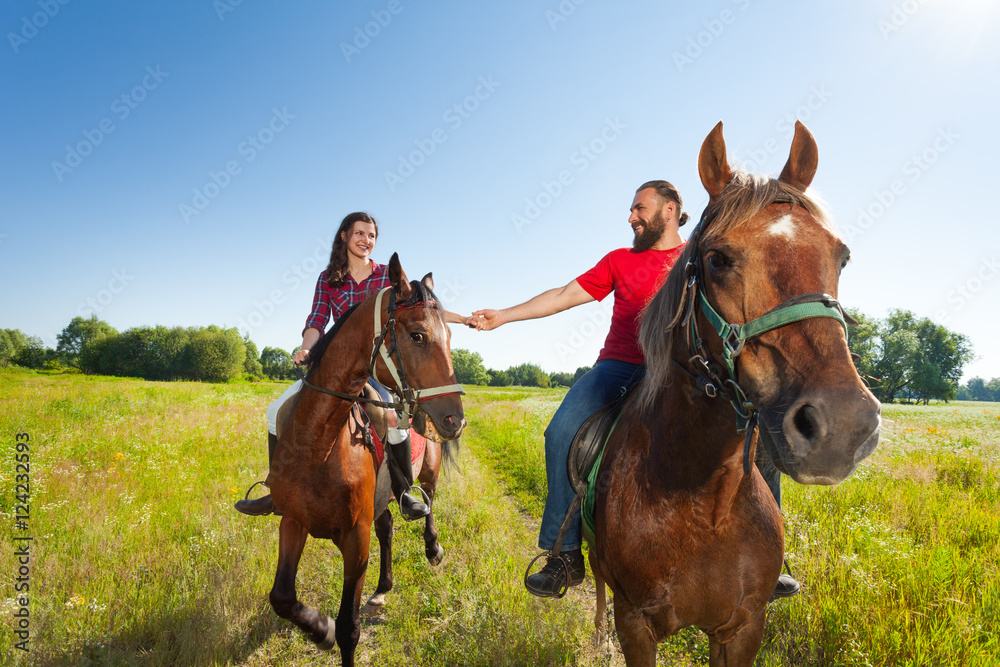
[235,211,470,520]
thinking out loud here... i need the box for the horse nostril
[792,404,819,441]
[444,415,456,428]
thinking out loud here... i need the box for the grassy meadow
[0,369,997,665]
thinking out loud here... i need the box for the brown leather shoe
[234,494,276,516]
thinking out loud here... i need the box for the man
[472,181,689,597]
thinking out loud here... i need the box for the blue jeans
[538,359,645,551]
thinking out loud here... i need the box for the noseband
[677,198,856,474]
[296,286,465,429]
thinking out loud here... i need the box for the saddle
[355,383,426,469]
[566,395,628,547]
[567,399,625,497]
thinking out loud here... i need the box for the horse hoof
[427,543,444,566]
[315,616,336,651]
[362,594,387,616]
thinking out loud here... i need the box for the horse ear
[698,121,732,199]
[388,253,413,299]
[421,272,435,292]
[778,120,819,191]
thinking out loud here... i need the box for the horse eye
[410,332,426,344]
[706,252,729,271]
[840,255,851,270]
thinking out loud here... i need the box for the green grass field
[1,369,997,665]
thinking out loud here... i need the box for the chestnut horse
[267,254,465,666]
[586,122,881,666]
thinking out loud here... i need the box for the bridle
[674,197,856,474]
[295,286,465,429]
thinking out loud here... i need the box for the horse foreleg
[707,605,766,667]
[334,524,370,667]
[362,508,394,615]
[590,554,609,648]
[614,597,657,667]
[269,516,336,650]
[418,449,444,566]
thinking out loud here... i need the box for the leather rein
[294,286,465,429]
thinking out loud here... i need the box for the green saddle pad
[581,412,623,545]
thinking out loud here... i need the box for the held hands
[292,349,310,366]
[470,309,504,331]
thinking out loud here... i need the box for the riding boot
[770,560,801,601]
[235,432,281,516]
[525,548,586,598]
[387,429,430,521]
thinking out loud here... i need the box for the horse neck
[642,358,746,490]
[296,299,379,439]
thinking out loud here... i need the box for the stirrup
[524,551,573,599]
[242,480,268,500]
[397,484,431,521]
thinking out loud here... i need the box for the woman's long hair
[325,212,379,287]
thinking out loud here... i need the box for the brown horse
[586,121,881,666]
[266,254,465,666]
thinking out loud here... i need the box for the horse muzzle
[413,402,466,442]
[758,390,881,484]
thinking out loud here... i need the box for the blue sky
[2,1,999,381]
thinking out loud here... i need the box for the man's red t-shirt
[575,245,685,364]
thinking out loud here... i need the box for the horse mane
[305,301,365,380]
[305,280,442,380]
[636,169,834,413]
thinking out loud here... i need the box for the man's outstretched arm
[472,280,594,331]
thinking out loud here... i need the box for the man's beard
[632,209,666,251]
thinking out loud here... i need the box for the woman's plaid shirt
[303,263,390,335]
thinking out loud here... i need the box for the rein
[677,200,856,475]
[295,286,465,428]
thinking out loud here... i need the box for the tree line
[450,349,590,389]
[454,307,981,402]
[0,309,987,403]
[847,309,974,404]
[0,316,298,383]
